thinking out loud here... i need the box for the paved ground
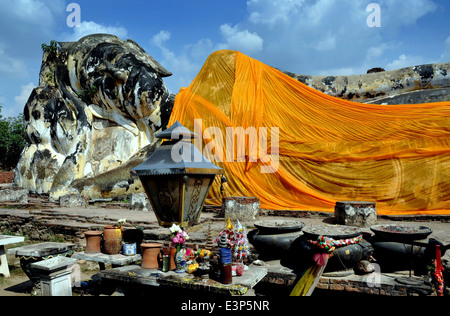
[3,200,448,260]
[1,190,449,296]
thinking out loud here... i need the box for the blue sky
[0,0,449,118]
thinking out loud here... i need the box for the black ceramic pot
[369,237,449,274]
[281,225,373,272]
[282,237,374,272]
[248,220,305,260]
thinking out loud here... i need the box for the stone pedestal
[0,187,28,203]
[59,193,87,208]
[335,201,377,228]
[7,242,77,285]
[130,193,153,212]
[222,197,260,221]
[30,257,78,296]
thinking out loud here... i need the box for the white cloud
[151,23,264,93]
[366,43,391,60]
[153,30,171,48]
[217,24,264,54]
[0,43,28,77]
[316,65,367,77]
[0,0,65,57]
[381,0,437,28]
[61,21,128,42]
[441,36,450,62]
[314,34,336,52]
[14,82,35,108]
[248,0,305,26]
[151,0,446,93]
[151,31,206,93]
[386,54,427,70]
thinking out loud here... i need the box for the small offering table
[98,265,267,296]
[0,235,25,277]
[7,242,77,284]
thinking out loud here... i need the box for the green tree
[0,106,26,170]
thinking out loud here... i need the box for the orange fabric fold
[169,50,450,215]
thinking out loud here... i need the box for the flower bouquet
[169,224,189,250]
[169,224,190,273]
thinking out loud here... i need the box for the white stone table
[0,235,25,278]
[72,251,142,270]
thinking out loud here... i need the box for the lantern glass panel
[183,175,216,224]
[140,175,181,226]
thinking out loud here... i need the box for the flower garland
[308,235,363,266]
[308,235,363,253]
[434,245,445,296]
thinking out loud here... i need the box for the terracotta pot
[161,247,176,271]
[141,243,163,269]
[85,230,102,253]
[103,225,122,255]
[169,247,177,271]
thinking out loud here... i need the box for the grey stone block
[222,197,260,221]
[0,187,28,203]
[335,201,377,228]
[60,194,87,208]
[130,193,153,212]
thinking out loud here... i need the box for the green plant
[0,107,26,170]
[44,67,55,85]
[41,40,59,59]
[77,86,98,104]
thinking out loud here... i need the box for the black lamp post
[131,121,223,227]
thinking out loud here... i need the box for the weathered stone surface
[335,201,377,228]
[367,87,450,105]
[354,260,376,275]
[0,187,28,203]
[14,34,174,201]
[281,63,450,104]
[130,193,153,212]
[59,193,87,208]
[222,197,260,221]
[30,256,77,296]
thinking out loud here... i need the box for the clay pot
[85,230,102,253]
[162,247,177,271]
[141,243,163,269]
[169,247,177,271]
[102,225,122,255]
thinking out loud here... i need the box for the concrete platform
[98,264,267,296]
